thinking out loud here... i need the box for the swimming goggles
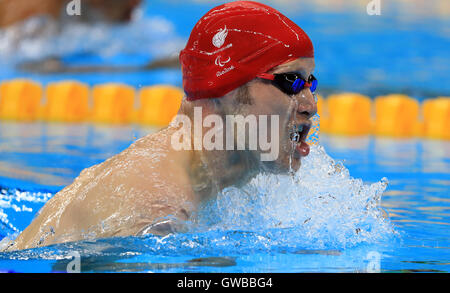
[257,72,318,96]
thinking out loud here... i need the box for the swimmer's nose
[294,89,317,119]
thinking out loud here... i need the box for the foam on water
[0,188,53,246]
[193,145,394,250]
[0,9,184,64]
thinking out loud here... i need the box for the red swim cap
[179,1,314,101]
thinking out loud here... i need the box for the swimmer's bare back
[7,127,196,251]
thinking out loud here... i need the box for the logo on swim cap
[215,55,231,67]
[212,26,228,48]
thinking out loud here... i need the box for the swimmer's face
[246,57,317,173]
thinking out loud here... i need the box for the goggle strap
[257,73,275,80]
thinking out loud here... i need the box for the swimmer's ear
[179,88,241,119]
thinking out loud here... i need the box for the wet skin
[5,57,317,251]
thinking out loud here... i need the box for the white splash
[0,13,185,64]
[0,188,52,237]
[195,145,394,249]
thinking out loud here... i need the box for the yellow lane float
[374,94,420,138]
[423,97,450,140]
[44,81,89,122]
[137,85,183,126]
[92,83,135,124]
[0,79,42,121]
[0,78,448,140]
[326,92,372,136]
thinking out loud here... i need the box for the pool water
[0,122,449,273]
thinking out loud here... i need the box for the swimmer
[1,0,179,74]
[0,0,143,73]
[0,0,141,28]
[5,1,317,251]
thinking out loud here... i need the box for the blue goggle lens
[310,79,318,93]
[292,79,305,93]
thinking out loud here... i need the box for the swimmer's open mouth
[289,122,311,157]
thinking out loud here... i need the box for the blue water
[0,123,449,273]
[0,0,449,273]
